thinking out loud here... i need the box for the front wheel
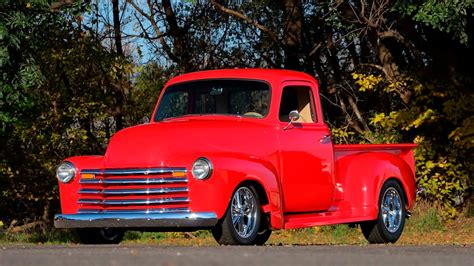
[77,228,124,244]
[212,185,262,245]
[255,213,272,245]
[361,179,406,243]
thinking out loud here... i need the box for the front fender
[188,156,284,229]
[57,156,105,214]
[336,152,416,219]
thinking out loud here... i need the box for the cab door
[277,81,335,212]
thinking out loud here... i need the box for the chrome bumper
[54,212,218,228]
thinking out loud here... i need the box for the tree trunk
[112,0,123,55]
[368,29,412,105]
[162,0,191,71]
[112,0,124,131]
[280,0,303,71]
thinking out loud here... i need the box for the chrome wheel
[381,187,403,233]
[231,187,258,238]
[361,180,406,244]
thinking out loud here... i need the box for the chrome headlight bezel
[191,157,213,180]
[56,161,76,183]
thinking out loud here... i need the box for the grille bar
[79,187,188,195]
[78,197,189,206]
[79,177,188,185]
[77,167,190,213]
[77,207,190,214]
[81,168,186,176]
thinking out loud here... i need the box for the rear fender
[336,152,416,219]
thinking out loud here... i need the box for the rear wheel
[361,179,406,243]
[77,228,124,244]
[212,185,262,245]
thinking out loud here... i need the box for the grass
[1,202,473,246]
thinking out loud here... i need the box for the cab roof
[165,68,317,87]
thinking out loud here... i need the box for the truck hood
[103,116,272,168]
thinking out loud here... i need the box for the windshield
[154,80,271,121]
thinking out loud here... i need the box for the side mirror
[284,110,300,130]
[288,110,300,122]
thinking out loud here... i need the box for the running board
[283,207,377,229]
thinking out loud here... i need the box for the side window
[279,86,316,123]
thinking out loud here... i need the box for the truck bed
[334,143,417,173]
[284,143,417,229]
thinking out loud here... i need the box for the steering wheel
[243,112,263,118]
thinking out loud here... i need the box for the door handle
[320,134,332,144]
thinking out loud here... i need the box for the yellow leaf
[26,2,32,8]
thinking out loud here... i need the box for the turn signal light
[81,173,96,179]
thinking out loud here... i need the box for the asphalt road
[0,244,472,266]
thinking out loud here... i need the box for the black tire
[212,185,262,245]
[255,213,272,245]
[77,228,124,244]
[361,179,406,244]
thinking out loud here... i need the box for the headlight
[192,157,213,180]
[56,161,76,183]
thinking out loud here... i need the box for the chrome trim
[79,187,188,195]
[54,212,218,228]
[77,208,190,214]
[79,177,188,185]
[78,197,189,205]
[81,168,187,176]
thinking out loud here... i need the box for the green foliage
[123,231,166,242]
[320,224,354,239]
[395,0,474,45]
[0,228,77,244]
[352,73,383,92]
[405,202,444,232]
[353,73,472,217]
[0,0,472,233]
[128,62,168,124]
[0,0,132,225]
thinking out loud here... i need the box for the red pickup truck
[54,69,417,245]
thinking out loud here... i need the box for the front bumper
[54,212,218,228]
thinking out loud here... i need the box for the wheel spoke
[394,195,401,210]
[238,217,245,233]
[385,196,391,208]
[243,223,249,236]
[235,192,242,208]
[394,213,400,226]
[232,214,241,226]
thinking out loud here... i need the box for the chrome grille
[77,167,189,214]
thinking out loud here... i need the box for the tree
[0,0,131,228]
